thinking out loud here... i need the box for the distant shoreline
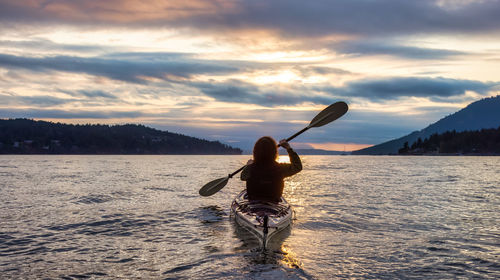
[0,119,242,155]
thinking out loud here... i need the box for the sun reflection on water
[280,244,302,269]
[277,155,291,163]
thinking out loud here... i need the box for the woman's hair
[253,136,278,164]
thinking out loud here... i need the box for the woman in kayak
[241,136,302,202]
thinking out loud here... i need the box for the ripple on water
[143,186,171,192]
[45,214,171,238]
[195,205,227,224]
[73,194,114,204]
[60,272,108,279]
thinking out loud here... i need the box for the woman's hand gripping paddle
[198,101,348,196]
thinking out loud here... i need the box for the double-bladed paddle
[198,101,348,197]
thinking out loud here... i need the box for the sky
[1,0,500,151]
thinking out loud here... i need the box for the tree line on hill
[0,119,242,155]
[398,126,500,155]
[353,95,500,155]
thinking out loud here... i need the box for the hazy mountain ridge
[0,119,242,155]
[352,95,500,155]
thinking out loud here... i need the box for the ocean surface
[0,155,499,279]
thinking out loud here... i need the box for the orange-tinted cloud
[2,0,500,37]
[1,0,227,22]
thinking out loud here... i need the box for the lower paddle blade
[309,101,348,128]
[199,177,229,196]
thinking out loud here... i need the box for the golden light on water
[277,155,291,163]
[280,244,302,269]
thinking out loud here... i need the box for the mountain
[352,95,500,155]
[0,119,242,155]
[398,127,500,155]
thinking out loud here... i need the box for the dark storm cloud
[325,77,498,100]
[333,41,466,60]
[0,53,238,83]
[2,1,500,36]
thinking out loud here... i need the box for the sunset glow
[1,0,500,151]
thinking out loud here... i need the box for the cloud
[0,93,77,107]
[2,47,497,108]
[193,80,335,106]
[0,53,238,83]
[0,41,355,83]
[325,77,499,100]
[0,108,147,120]
[293,66,352,76]
[0,39,107,53]
[0,90,122,108]
[333,41,466,60]
[59,89,117,99]
[195,76,498,106]
[2,0,500,37]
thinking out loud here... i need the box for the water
[0,155,499,279]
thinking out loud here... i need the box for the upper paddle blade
[199,177,229,196]
[309,101,348,128]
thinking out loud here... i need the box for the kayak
[230,190,293,248]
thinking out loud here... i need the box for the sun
[254,70,299,84]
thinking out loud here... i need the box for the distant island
[398,127,500,155]
[0,119,242,155]
[353,95,500,155]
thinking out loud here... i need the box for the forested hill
[353,95,500,155]
[0,119,242,155]
[398,126,500,155]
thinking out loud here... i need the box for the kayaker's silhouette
[202,102,347,249]
[241,136,302,202]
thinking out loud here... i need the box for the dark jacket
[241,149,302,202]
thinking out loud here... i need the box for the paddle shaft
[229,165,246,178]
[284,126,310,143]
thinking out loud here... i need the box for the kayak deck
[231,190,292,248]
